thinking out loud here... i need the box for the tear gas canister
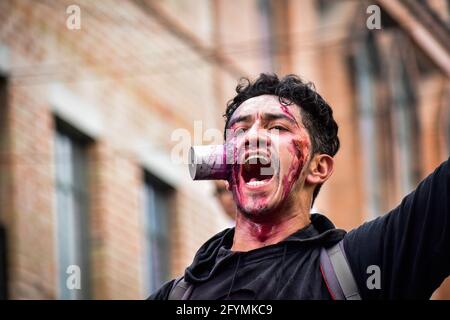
[188,145,234,180]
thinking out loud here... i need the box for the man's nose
[244,124,271,150]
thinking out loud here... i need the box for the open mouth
[240,154,275,187]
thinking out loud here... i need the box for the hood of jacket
[184,213,346,284]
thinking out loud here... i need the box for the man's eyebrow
[262,112,298,126]
[227,114,253,128]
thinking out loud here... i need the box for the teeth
[246,180,268,187]
[245,154,269,164]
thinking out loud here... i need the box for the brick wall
[0,0,235,299]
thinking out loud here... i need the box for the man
[213,180,237,223]
[149,73,450,299]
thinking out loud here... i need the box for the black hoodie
[149,157,450,300]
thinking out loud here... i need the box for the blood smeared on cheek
[280,137,310,201]
[278,104,310,199]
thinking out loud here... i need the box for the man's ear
[224,180,230,191]
[305,154,334,186]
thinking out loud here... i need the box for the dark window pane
[54,128,90,300]
[143,175,171,294]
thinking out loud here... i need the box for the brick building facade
[0,0,449,299]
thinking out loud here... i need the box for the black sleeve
[344,157,450,299]
[146,279,176,300]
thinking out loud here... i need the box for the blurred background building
[0,0,449,299]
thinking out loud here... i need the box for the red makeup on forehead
[280,104,299,128]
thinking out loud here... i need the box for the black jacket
[149,157,450,299]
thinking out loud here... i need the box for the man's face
[226,95,311,220]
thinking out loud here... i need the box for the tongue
[250,178,258,182]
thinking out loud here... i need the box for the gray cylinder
[188,145,231,180]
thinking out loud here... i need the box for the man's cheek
[280,138,310,195]
[224,137,239,184]
[280,136,309,169]
[291,138,310,167]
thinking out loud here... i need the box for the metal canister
[188,144,233,180]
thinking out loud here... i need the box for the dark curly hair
[224,73,340,204]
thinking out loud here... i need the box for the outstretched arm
[344,157,450,299]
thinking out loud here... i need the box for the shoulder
[146,278,176,300]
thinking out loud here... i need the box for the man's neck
[231,210,311,252]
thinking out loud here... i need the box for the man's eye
[234,127,248,134]
[270,125,287,131]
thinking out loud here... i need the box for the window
[316,0,337,16]
[142,173,172,295]
[352,28,421,218]
[0,75,9,300]
[257,0,275,72]
[388,38,420,194]
[54,120,91,300]
[353,34,382,219]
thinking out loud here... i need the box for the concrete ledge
[0,44,10,75]
[134,140,189,188]
[48,83,103,139]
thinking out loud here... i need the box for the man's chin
[237,200,277,219]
